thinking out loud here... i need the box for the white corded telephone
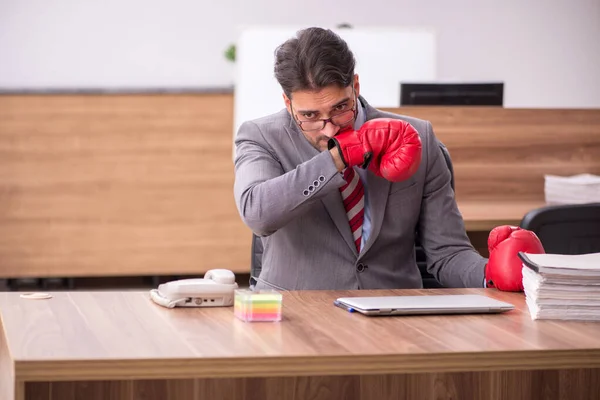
[149,269,238,309]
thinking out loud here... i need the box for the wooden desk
[458,199,547,231]
[1,288,599,400]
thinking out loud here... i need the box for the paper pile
[544,174,600,204]
[519,252,600,321]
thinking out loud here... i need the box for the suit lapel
[359,97,393,256]
[360,172,390,256]
[322,190,359,256]
[284,118,358,256]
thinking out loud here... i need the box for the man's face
[285,76,360,151]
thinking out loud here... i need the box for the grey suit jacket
[233,96,486,290]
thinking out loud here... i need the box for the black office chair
[520,202,600,255]
[249,142,455,289]
[250,230,264,287]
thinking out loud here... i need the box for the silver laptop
[334,294,515,316]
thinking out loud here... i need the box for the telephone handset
[149,269,238,309]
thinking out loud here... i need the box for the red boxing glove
[486,226,545,291]
[328,118,422,182]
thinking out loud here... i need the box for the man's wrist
[329,148,346,172]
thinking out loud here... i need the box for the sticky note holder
[234,289,282,322]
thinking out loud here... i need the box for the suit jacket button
[357,263,367,273]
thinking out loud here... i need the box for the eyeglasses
[292,90,357,132]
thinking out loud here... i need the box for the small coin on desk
[20,292,53,300]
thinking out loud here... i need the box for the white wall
[1,0,599,108]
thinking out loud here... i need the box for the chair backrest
[250,230,264,287]
[520,202,600,254]
[249,142,455,288]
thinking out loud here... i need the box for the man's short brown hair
[274,27,356,99]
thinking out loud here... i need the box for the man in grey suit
[233,27,544,292]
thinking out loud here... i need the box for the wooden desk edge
[14,349,600,382]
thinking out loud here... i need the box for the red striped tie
[340,167,365,252]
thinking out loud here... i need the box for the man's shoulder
[241,108,291,132]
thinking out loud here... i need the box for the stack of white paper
[520,252,600,321]
[544,174,600,204]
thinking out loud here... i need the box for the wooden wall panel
[382,107,600,201]
[0,94,251,278]
[1,95,599,278]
